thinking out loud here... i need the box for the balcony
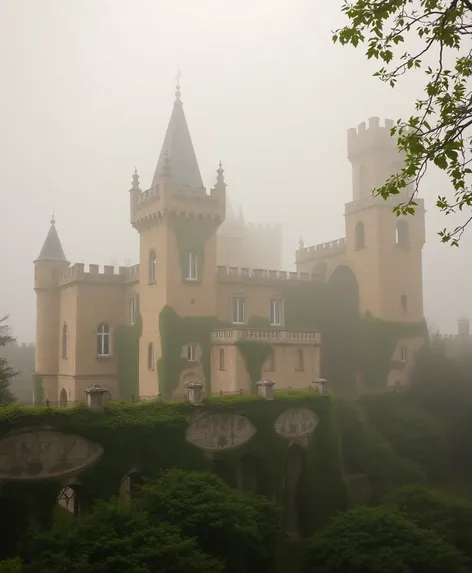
[211,328,321,345]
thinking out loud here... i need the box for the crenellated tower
[345,117,425,321]
[130,83,225,397]
[34,216,70,402]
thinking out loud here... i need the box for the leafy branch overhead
[333,0,472,245]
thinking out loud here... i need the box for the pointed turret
[36,216,68,262]
[151,83,204,189]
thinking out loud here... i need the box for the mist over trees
[0,316,17,405]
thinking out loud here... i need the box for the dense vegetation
[2,341,472,572]
[0,316,17,405]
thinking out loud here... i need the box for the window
[218,348,225,370]
[186,251,198,280]
[401,294,408,314]
[147,343,155,370]
[400,346,407,362]
[187,344,197,362]
[270,299,283,326]
[396,220,410,247]
[129,298,136,325]
[97,323,110,356]
[62,323,68,359]
[355,221,365,249]
[295,349,304,371]
[148,250,156,284]
[232,296,245,324]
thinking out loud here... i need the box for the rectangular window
[130,298,136,325]
[186,251,198,280]
[401,346,407,362]
[187,344,197,362]
[232,296,245,324]
[270,299,283,326]
[401,294,408,314]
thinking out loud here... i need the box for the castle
[33,84,426,405]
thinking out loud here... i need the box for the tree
[0,316,17,405]
[388,485,472,561]
[21,501,223,573]
[304,505,466,573]
[134,469,281,573]
[334,1,472,245]
[0,559,22,573]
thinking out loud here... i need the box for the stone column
[186,381,204,405]
[85,385,108,410]
[256,379,275,400]
[312,378,329,395]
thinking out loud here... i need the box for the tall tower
[130,84,225,397]
[34,216,69,401]
[345,117,425,322]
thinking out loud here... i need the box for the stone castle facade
[34,85,425,404]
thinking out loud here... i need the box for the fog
[1,0,471,342]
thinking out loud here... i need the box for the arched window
[355,221,365,249]
[219,348,225,371]
[59,388,68,407]
[295,349,304,371]
[62,323,68,359]
[148,249,156,284]
[147,343,155,370]
[186,250,198,280]
[396,220,410,247]
[97,323,110,356]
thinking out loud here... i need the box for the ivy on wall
[170,216,218,284]
[0,392,348,549]
[236,340,273,392]
[115,296,142,401]
[157,306,227,398]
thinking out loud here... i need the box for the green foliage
[236,341,273,392]
[170,216,217,283]
[115,297,142,401]
[0,316,17,405]
[387,485,472,561]
[333,0,472,244]
[304,505,467,573]
[135,469,280,573]
[0,559,22,573]
[360,392,446,479]
[157,306,225,397]
[21,501,223,573]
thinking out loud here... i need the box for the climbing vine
[115,296,142,401]
[236,340,273,392]
[170,215,218,284]
[157,306,227,398]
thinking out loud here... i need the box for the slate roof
[36,220,68,262]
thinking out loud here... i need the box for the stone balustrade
[211,328,321,345]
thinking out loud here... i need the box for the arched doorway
[324,265,360,395]
[59,388,68,407]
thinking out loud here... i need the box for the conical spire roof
[36,217,68,262]
[152,85,204,189]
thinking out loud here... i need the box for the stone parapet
[216,266,313,283]
[58,263,139,287]
[296,238,345,262]
[211,328,321,345]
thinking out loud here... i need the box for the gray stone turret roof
[36,218,68,262]
[152,85,204,189]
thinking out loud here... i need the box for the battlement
[216,266,316,283]
[296,238,346,262]
[58,263,140,287]
[131,180,225,232]
[347,117,399,159]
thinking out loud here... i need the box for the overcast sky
[1,0,471,342]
